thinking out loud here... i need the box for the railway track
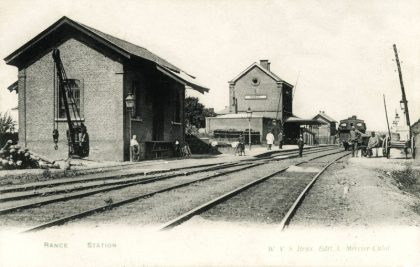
[1,145,334,194]
[1,146,333,195]
[0,146,340,232]
[0,146,335,206]
[160,151,350,230]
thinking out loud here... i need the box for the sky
[0,0,419,131]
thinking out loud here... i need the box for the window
[251,77,260,86]
[57,79,83,119]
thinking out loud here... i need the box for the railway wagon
[337,115,367,151]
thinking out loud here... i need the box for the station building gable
[228,60,294,120]
[207,60,295,144]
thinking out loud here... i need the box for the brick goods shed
[4,16,208,161]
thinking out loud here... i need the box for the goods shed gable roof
[4,17,180,71]
[4,16,209,93]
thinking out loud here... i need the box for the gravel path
[290,157,420,228]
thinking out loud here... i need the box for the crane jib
[52,49,89,158]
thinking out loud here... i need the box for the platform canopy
[156,65,209,94]
[285,116,325,126]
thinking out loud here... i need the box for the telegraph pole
[383,95,391,138]
[393,44,411,134]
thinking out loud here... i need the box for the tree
[184,97,216,131]
[0,111,16,133]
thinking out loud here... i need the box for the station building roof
[313,111,337,123]
[228,62,293,88]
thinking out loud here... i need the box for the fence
[317,136,337,145]
[0,132,18,148]
[213,130,261,145]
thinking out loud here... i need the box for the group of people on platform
[348,126,380,158]
[265,130,285,150]
[129,135,192,161]
[265,130,304,156]
[236,130,305,157]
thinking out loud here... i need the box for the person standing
[266,130,275,150]
[237,134,245,156]
[278,130,284,149]
[79,123,89,157]
[297,134,304,157]
[349,126,362,157]
[130,135,140,161]
[174,138,180,157]
[367,131,379,157]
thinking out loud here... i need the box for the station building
[206,60,320,144]
[411,119,420,157]
[312,111,337,144]
[4,16,208,161]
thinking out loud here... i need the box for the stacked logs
[0,140,59,170]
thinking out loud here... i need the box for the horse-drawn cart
[382,136,416,159]
[381,44,416,160]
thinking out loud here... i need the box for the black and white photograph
[0,1,419,266]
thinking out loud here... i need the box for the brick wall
[232,67,280,113]
[18,38,124,161]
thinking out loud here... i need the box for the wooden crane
[52,49,89,158]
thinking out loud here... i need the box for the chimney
[260,60,270,71]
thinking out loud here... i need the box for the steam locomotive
[337,115,367,151]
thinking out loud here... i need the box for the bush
[0,133,18,148]
[391,166,418,189]
[0,112,16,133]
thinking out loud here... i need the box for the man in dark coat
[237,134,245,156]
[278,130,284,149]
[79,123,89,157]
[297,134,304,157]
[349,126,362,157]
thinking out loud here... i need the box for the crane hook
[53,129,59,150]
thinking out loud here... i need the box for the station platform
[0,145,323,185]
